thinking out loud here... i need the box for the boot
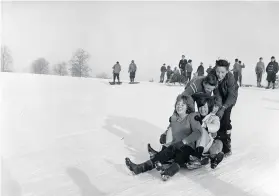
[125,158,154,175]
[266,82,271,89]
[195,146,204,159]
[272,82,275,89]
[160,162,180,181]
[147,143,158,159]
[210,152,224,169]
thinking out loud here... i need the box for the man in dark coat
[179,55,188,77]
[266,56,279,89]
[197,62,205,76]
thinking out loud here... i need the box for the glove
[216,106,226,119]
[172,141,185,150]
[160,134,166,144]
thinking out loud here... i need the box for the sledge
[109,81,122,85]
[129,82,140,84]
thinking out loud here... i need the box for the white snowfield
[1,73,279,196]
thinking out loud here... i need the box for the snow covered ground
[1,72,279,196]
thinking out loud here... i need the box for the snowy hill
[1,73,279,196]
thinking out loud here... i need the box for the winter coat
[161,66,167,73]
[181,76,212,112]
[232,63,242,73]
[164,112,202,149]
[255,62,265,74]
[210,69,238,108]
[112,63,121,74]
[128,63,137,73]
[197,65,204,76]
[266,61,279,74]
[179,59,188,70]
[196,113,220,153]
[185,63,193,73]
[206,67,213,74]
[266,61,279,82]
[166,69,173,78]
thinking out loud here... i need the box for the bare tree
[1,46,13,72]
[53,62,68,76]
[31,58,49,74]
[69,48,91,77]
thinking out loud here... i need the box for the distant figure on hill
[266,56,279,89]
[178,55,188,77]
[112,61,121,83]
[197,62,205,76]
[232,59,245,86]
[128,60,137,83]
[185,59,193,82]
[166,65,173,83]
[255,57,265,87]
[160,64,167,83]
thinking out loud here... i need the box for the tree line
[1,46,94,78]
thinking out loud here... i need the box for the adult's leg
[239,74,242,86]
[113,73,116,83]
[233,72,238,84]
[217,106,233,154]
[117,73,120,82]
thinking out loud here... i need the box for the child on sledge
[125,95,202,181]
[149,94,224,170]
[209,59,239,157]
[186,94,224,169]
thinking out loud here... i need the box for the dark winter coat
[179,59,188,70]
[197,65,204,76]
[161,66,167,73]
[165,112,202,149]
[181,76,212,112]
[266,61,279,82]
[210,69,238,108]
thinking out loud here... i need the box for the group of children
[125,59,239,181]
[112,60,138,83]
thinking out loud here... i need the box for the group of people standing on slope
[126,59,239,181]
[111,60,137,83]
[255,56,278,89]
[159,55,215,84]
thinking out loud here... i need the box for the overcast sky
[2,1,279,83]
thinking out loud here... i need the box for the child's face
[175,100,187,116]
[216,66,228,81]
[203,83,216,93]
[198,103,209,117]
